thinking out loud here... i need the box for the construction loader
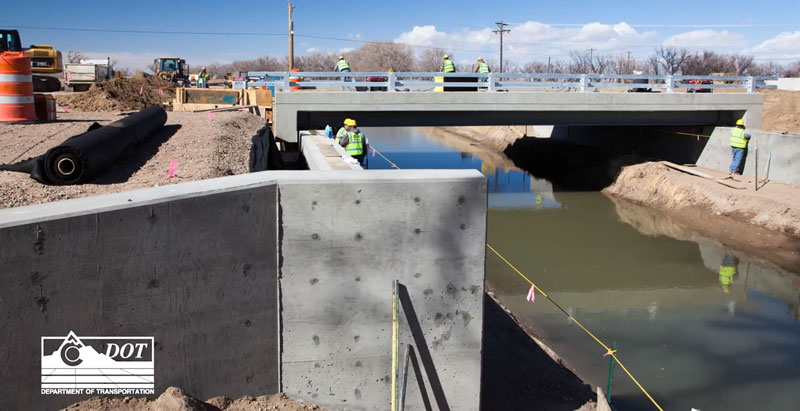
[153,57,189,86]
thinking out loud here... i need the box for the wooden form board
[174,88,272,119]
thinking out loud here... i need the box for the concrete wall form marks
[698,127,800,184]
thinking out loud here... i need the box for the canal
[363,126,800,411]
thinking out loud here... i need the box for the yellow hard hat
[477,57,483,61]
[339,56,344,60]
[443,54,449,59]
[343,118,352,126]
[350,119,357,127]
[736,119,744,126]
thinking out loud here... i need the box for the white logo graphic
[41,331,155,395]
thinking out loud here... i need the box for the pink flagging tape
[209,112,214,121]
[526,283,536,303]
[168,161,178,179]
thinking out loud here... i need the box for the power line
[3,25,285,36]
[493,22,511,72]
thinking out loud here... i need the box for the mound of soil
[62,386,324,411]
[761,89,800,135]
[604,161,800,241]
[57,72,175,112]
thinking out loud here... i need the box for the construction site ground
[0,110,264,208]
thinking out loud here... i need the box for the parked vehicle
[65,58,113,92]
[687,79,713,93]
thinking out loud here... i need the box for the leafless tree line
[196,42,800,78]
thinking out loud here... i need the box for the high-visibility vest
[337,60,351,72]
[719,265,736,285]
[730,128,748,148]
[346,131,364,156]
[336,127,348,144]
[442,60,455,73]
[478,62,490,73]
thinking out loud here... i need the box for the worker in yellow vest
[338,118,367,165]
[474,57,490,73]
[336,118,353,144]
[440,55,455,73]
[729,119,752,175]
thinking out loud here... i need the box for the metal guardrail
[241,71,777,93]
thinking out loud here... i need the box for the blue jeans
[730,147,745,174]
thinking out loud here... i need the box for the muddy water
[363,127,800,411]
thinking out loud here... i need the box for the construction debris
[55,72,175,112]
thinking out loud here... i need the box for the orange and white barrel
[0,52,36,122]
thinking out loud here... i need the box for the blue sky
[4,0,799,70]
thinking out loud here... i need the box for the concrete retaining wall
[0,170,487,411]
[697,127,800,184]
[0,179,280,411]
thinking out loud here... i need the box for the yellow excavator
[1,29,63,92]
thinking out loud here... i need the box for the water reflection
[364,127,800,410]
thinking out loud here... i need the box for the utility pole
[493,21,511,73]
[288,2,295,71]
[586,47,596,73]
[547,56,551,73]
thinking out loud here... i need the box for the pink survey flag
[64,106,69,113]
[209,112,214,121]
[168,161,178,179]
[526,283,536,303]
[139,85,143,95]
[372,147,376,157]
[159,88,164,96]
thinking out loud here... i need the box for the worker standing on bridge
[335,55,352,88]
[474,57,490,73]
[198,67,209,88]
[441,55,456,73]
[729,119,752,175]
[338,119,367,166]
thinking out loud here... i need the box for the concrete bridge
[273,91,763,143]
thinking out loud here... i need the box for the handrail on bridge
[240,71,777,93]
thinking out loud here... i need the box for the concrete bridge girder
[274,92,763,143]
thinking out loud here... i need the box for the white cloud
[305,47,320,53]
[749,31,800,59]
[338,47,355,53]
[394,22,660,60]
[663,30,745,51]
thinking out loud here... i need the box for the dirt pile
[604,162,800,238]
[61,386,324,411]
[0,111,266,208]
[57,72,175,112]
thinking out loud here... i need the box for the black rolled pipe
[0,105,167,185]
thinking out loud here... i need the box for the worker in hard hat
[729,118,752,175]
[338,118,367,166]
[198,66,209,88]
[473,57,491,74]
[334,55,352,89]
[336,118,354,144]
[440,55,456,73]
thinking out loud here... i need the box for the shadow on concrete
[92,124,181,184]
[480,293,595,411]
[398,283,451,411]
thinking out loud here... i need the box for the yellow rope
[486,244,665,411]
[374,148,665,410]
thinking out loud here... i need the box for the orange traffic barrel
[0,52,36,122]
[289,68,301,91]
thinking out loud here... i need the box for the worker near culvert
[719,253,739,293]
[336,118,353,144]
[198,67,209,88]
[729,119,752,175]
[441,55,456,73]
[474,57,490,73]
[338,119,367,165]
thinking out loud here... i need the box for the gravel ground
[0,110,266,209]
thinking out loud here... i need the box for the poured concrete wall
[0,180,280,411]
[274,91,763,142]
[279,170,487,410]
[698,127,800,184]
[0,170,487,411]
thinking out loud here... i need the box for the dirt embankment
[761,89,800,135]
[0,111,265,208]
[62,386,323,411]
[56,72,176,112]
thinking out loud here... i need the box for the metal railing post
[580,74,588,92]
[665,75,674,93]
[488,73,495,92]
[283,73,291,92]
[606,341,616,403]
[747,76,756,93]
[388,71,396,92]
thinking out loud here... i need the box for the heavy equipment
[1,29,63,92]
[153,57,189,86]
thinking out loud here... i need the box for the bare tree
[568,50,590,73]
[521,61,549,73]
[784,60,800,77]
[347,42,416,72]
[415,48,449,72]
[67,50,85,63]
[146,61,158,74]
[653,46,689,75]
[732,55,755,76]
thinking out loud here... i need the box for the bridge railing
[242,72,777,93]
